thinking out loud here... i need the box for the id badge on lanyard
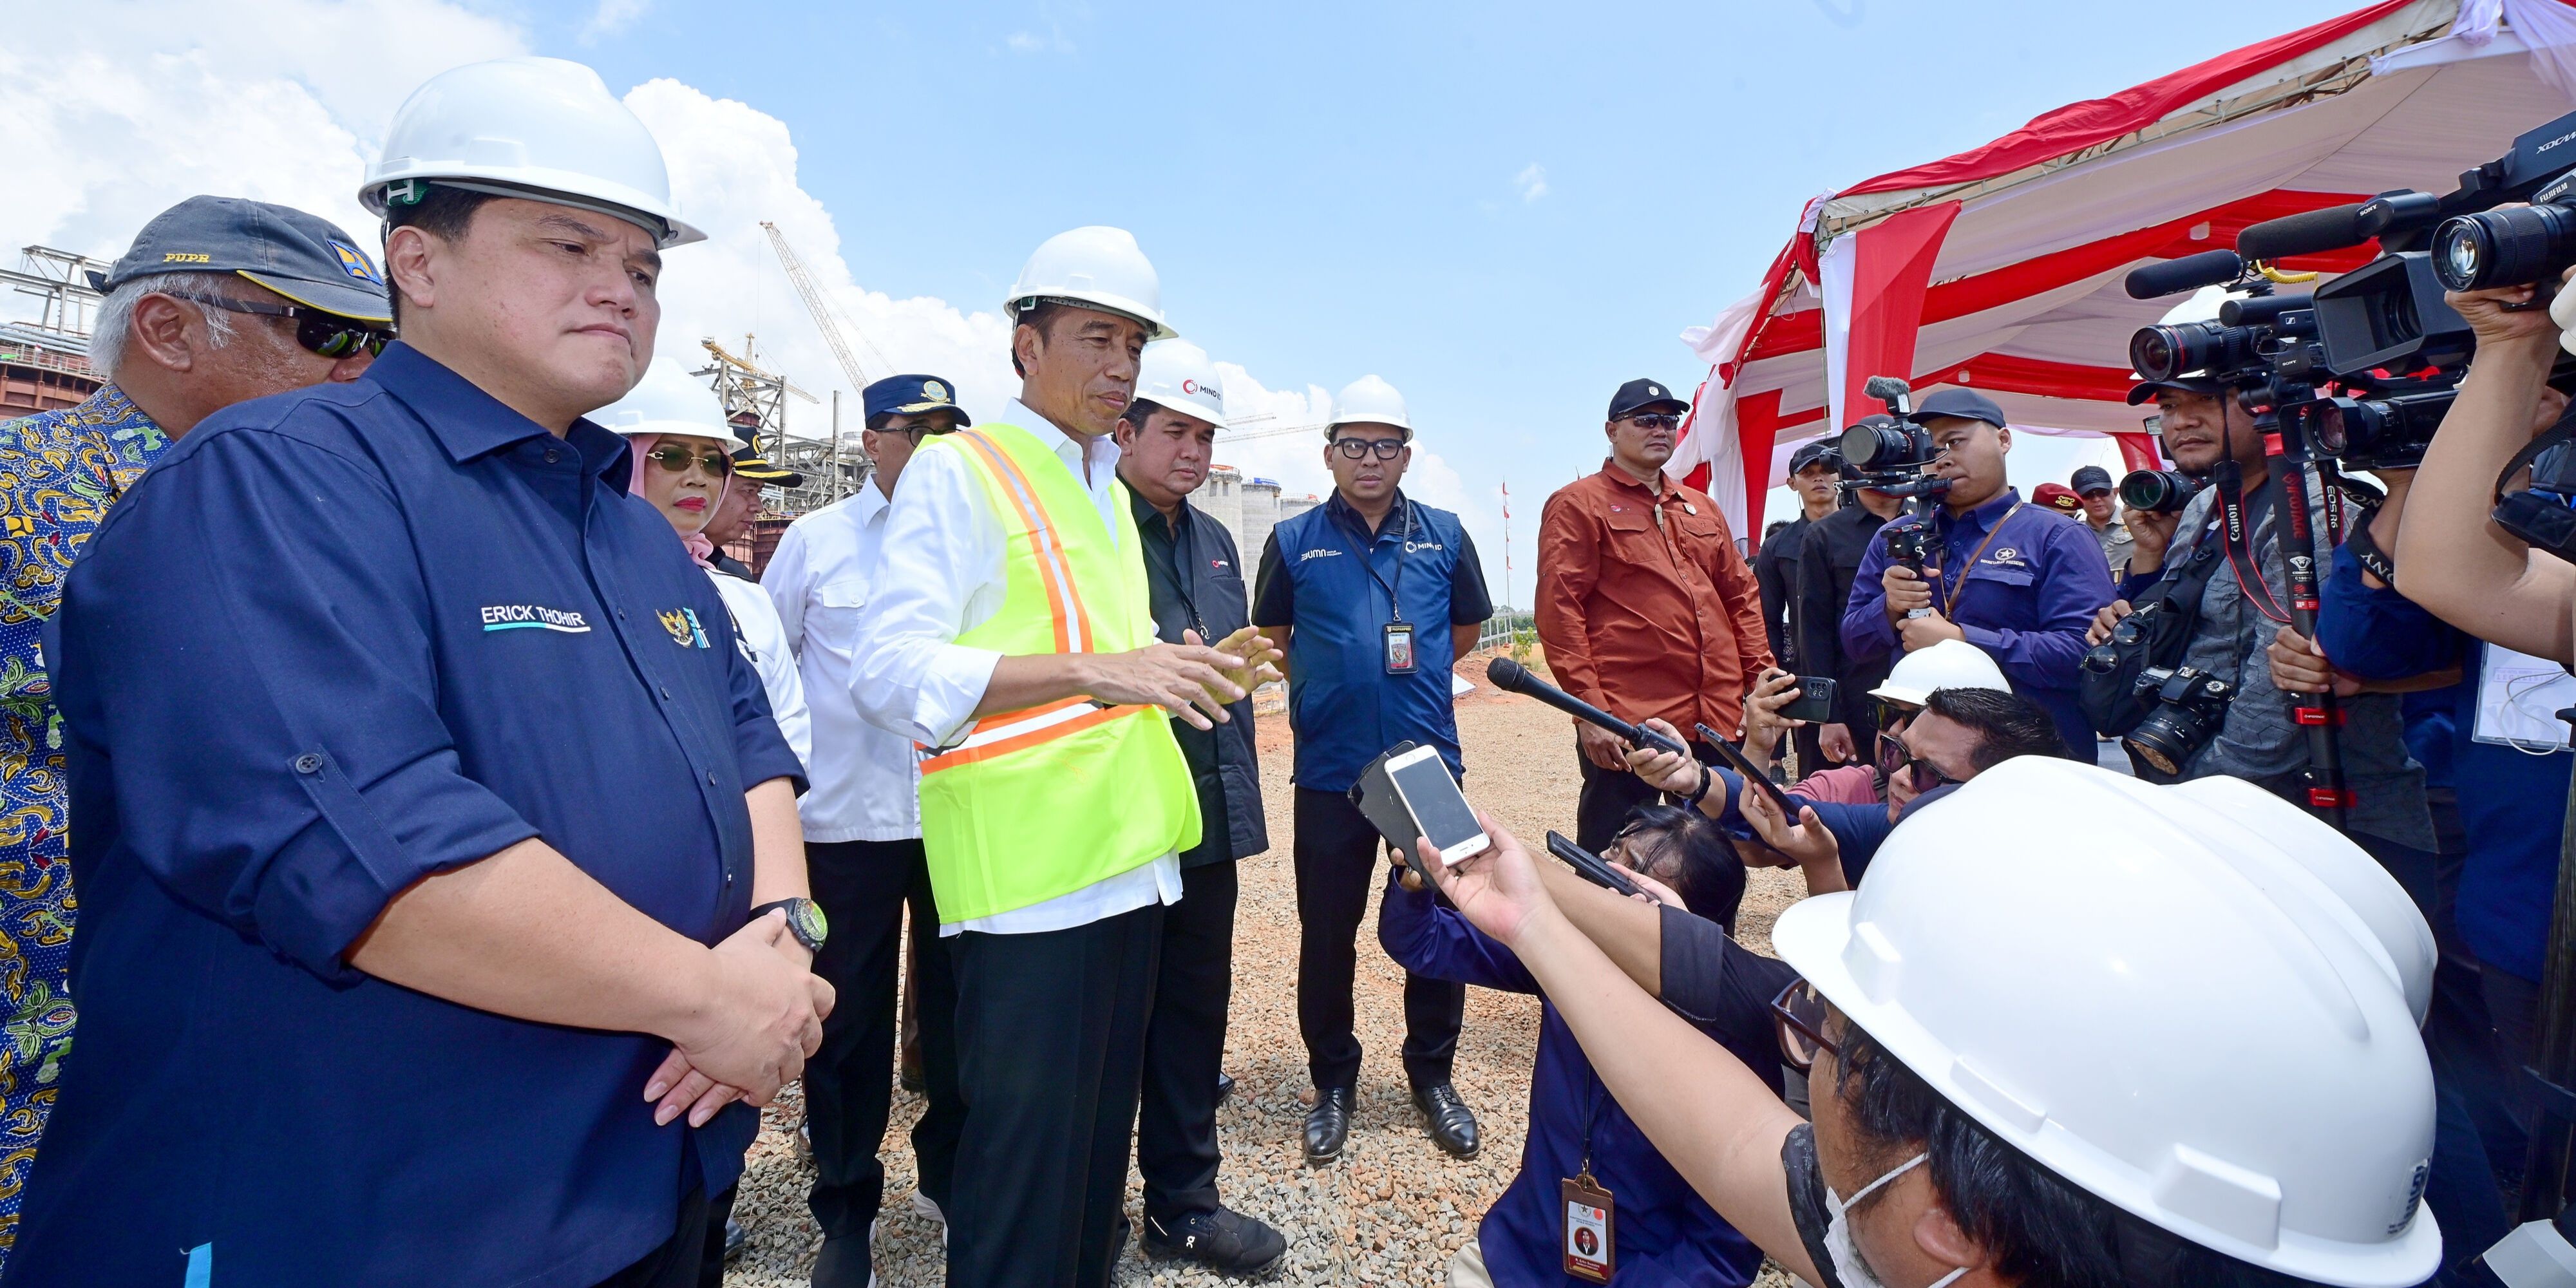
[1383,621,1416,675]
[1562,1171,1615,1282]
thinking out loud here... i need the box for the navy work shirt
[1253,491,1492,793]
[15,345,805,1288]
[1839,488,2113,758]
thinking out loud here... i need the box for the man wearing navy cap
[0,194,392,1270]
[761,373,970,1284]
[1756,440,1841,772]
[1537,377,1769,853]
[1838,386,2114,759]
[2068,464,2133,577]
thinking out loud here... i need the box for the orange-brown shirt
[1536,462,1773,737]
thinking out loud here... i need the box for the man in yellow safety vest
[853,225,1276,1288]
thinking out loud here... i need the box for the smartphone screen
[1388,749,1486,859]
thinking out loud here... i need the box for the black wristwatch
[1684,762,1715,807]
[750,896,828,953]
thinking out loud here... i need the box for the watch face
[791,898,828,947]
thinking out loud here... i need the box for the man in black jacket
[1112,341,1286,1276]
[1756,441,1841,772]
[1794,469,1904,764]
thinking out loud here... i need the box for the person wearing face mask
[852,227,1277,1288]
[1253,375,1495,1166]
[1377,801,1797,1288]
[1841,388,2114,762]
[1419,755,2449,1288]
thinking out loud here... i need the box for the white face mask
[1822,1151,1967,1288]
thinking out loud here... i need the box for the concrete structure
[1199,464,1244,547]
[1239,476,1283,564]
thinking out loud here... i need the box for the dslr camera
[1836,375,1949,501]
[2118,468,2203,515]
[2125,665,2237,777]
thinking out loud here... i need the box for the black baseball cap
[1787,439,1841,477]
[2070,466,2116,496]
[1904,387,2009,430]
[2126,376,2227,406]
[1607,377,1689,421]
[88,196,392,323]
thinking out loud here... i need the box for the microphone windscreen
[1485,657,1528,692]
[2236,205,2371,261]
[2124,250,2244,300]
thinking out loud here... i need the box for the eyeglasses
[1622,413,1683,431]
[645,444,733,477]
[1871,699,1918,739]
[1771,979,1841,1073]
[166,292,393,359]
[1877,730,1964,791]
[1333,437,1406,460]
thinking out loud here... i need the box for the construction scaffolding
[690,336,866,516]
[0,247,108,418]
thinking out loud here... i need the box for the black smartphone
[1545,830,1641,898]
[1696,723,1802,820]
[1782,675,1837,724]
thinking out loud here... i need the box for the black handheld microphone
[1485,658,1690,758]
[2123,250,2244,299]
[2236,204,2372,262]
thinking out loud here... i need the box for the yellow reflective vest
[913,422,1201,922]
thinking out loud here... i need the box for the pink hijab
[626,431,732,569]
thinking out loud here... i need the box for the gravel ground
[726,654,1803,1287]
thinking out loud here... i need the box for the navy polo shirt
[1253,491,1490,793]
[15,344,804,1288]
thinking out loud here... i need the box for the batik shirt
[0,384,169,1264]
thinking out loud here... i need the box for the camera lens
[1837,417,1913,469]
[2309,401,2349,456]
[2117,469,2201,514]
[2431,204,2576,291]
[2130,327,2181,383]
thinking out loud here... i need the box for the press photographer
[1837,386,2114,761]
[2083,375,2437,862]
[1419,758,2448,1288]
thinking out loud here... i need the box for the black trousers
[594,1189,709,1288]
[1294,787,1463,1092]
[1138,860,1238,1222]
[950,900,1163,1288]
[1574,747,1667,855]
[805,839,963,1240]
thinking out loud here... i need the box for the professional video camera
[1835,375,1949,500]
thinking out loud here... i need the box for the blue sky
[8,0,2371,606]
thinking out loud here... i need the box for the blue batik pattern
[0,385,168,1267]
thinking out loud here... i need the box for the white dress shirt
[853,399,1182,936]
[762,484,921,842]
[706,567,810,766]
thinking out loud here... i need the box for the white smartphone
[1383,744,1490,866]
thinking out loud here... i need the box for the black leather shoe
[1144,1206,1288,1276]
[1414,1081,1480,1158]
[808,1231,871,1288]
[1304,1085,1354,1163]
[1217,1070,1236,1103]
[723,1216,748,1264]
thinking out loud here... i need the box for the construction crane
[761,221,893,400]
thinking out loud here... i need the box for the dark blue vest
[1274,495,1467,792]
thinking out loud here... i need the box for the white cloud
[1005,30,1044,52]
[581,0,652,44]
[1513,162,1548,204]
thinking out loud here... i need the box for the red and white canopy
[1672,0,2576,537]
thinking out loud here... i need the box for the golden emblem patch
[923,380,949,402]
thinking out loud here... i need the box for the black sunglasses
[167,292,393,359]
[1332,437,1406,460]
[1622,413,1683,431]
[1770,979,1840,1073]
[1876,729,1964,791]
[645,444,733,477]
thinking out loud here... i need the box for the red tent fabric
[1673,0,2574,539]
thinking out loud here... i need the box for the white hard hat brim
[365,171,706,249]
[1770,770,2447,1288]
[1008,292,1176,343]
[1132,395,1224,429]
[1864,681,1931,706]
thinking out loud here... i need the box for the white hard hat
[1133,339,1225,427]
[362,57,705,248]
[1325,375,1414,441]
[1867,638,2009,706]
[619,419,730,444]
[1773,758,2441,1287]
[1004,226,1173,341]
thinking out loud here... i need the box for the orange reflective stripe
[953,429,1106,653]
[919,703,1148,773]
